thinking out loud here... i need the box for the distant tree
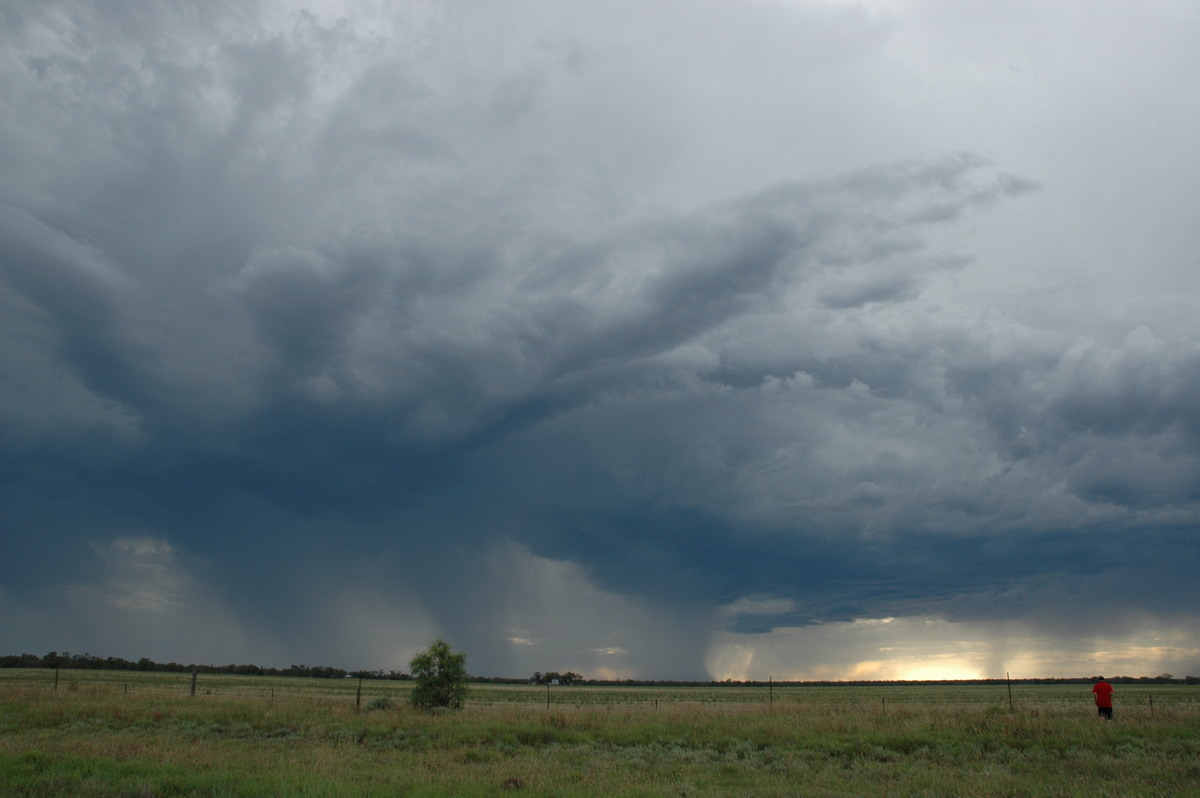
[532,670,582,685]
[409,639,468,709]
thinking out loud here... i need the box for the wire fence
[3,668,1198,716]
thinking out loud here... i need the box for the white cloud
[0,535,275,665]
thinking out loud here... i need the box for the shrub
[409,639,468,710]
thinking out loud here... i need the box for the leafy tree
[532,670,582,685]
[409,638,468,709]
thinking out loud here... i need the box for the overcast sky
[3,0,1199,681]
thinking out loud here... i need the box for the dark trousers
[1098,706,1113,719]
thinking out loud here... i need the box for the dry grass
[2,670,1198,796]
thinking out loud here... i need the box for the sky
[2,0,1199,682]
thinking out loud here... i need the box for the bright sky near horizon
[2,0,1198,681]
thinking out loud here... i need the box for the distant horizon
[4,651,1196,686]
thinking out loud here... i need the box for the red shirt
[1092,681,1114,708]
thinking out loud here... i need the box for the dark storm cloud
[2,0,1198,677]
[945,329,1200,508]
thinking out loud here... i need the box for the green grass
[2,670,1198,796]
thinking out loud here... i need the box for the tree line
[0,652,410,680]
[530,671,583,685]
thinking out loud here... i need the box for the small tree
[409,638,468,709]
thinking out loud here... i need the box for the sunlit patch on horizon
[897,658,985,681]
[705,615,1200,681]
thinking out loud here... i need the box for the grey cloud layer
[2,0,1198,675]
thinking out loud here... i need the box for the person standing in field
[1092,677,1114,719]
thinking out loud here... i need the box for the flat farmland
[2,670,1198,796]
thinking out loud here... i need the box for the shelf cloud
[2,0,1198,680]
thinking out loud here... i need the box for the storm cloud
[2,0,1198,680]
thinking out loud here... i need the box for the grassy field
[1,670,1198,796]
